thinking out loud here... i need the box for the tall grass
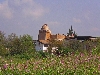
[0,49,100,75]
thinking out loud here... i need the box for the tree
[7,33,21,55]
[67,25,77,37]
[19,34,35,53]
[0,31,9,56]
[7,34,35,55]
[71,25,73,31]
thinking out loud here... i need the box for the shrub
[0,45,9,56]
[0,31,9,56]
[7,34,35,55]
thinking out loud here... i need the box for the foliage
[33,51,51,59]
[0,31,9,56]
[7,33,22,55]
[1,30,100,74]
[48,39,63,54]
[91,38,100,55]
[0,51,100,75]
[19,34,35,53]
[67,25,77,37]
[7,34,35,55]
[0,31,35,56]
[59,39,97,54]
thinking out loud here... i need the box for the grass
[0,50,100,75]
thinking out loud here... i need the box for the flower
[3,63,8,69]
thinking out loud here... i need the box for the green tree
[7,33,21,55]
[67,25,77,37]
[7,33,35,55]
[0,31,9,56]
[19,34,35,53]
[91,38,100,54]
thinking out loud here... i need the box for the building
[38,24,66,41]
[34,24,97,51]
[34,40,49,52]
[35,24,67,51]
[38,24,51,40]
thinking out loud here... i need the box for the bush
[0,31,9,56]
[0,45,9,56]
[13,53,34,60]
[7,34,35,55]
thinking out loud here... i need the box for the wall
[35,41,48,51]
[38,30,51,40]
[45,32,51,40]
[51,34,66,40]
[38,30,46,40]
[57,34,66,40]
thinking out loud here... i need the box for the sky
[0,0,100,39]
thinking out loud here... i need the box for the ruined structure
[38,24,66,41]
[35,24,97,51]
[35,24,67,51]
[38,24,51,40]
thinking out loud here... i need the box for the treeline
[0,31,100,59]
[48,38,100,56]
[0,31,35,56]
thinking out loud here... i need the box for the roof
[75,36,92,40]
[39,40,49,44]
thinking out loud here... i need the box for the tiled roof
[39,40,49,44]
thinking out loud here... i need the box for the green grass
[0,51,100,75]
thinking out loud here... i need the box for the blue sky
[0,0,100,39]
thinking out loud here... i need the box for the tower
[38,24,51,40]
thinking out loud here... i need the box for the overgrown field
[1,31,100,74]
[0,51,100,75]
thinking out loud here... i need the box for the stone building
[38,24,51,40]
[34,24,97,51]
[35,24,67,51]
[38,24,66,41]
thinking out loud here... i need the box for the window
[44,44,48,47]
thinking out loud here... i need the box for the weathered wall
[38,30,46,40]
[38,30,51,40]
[57,34,66,40]
[51,34,66,40]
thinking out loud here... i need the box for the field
[0,51,100,75]
[0,32,100,74]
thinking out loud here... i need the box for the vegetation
[67,25,77,37]
[0,49,100,74]
[0,31,35,56]
[0,31,100,74]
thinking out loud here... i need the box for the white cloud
[0,0,48,19]
[0,0,49,39]
[22,6,46,18]
[0,0,13,19]
[73,18,81,23]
